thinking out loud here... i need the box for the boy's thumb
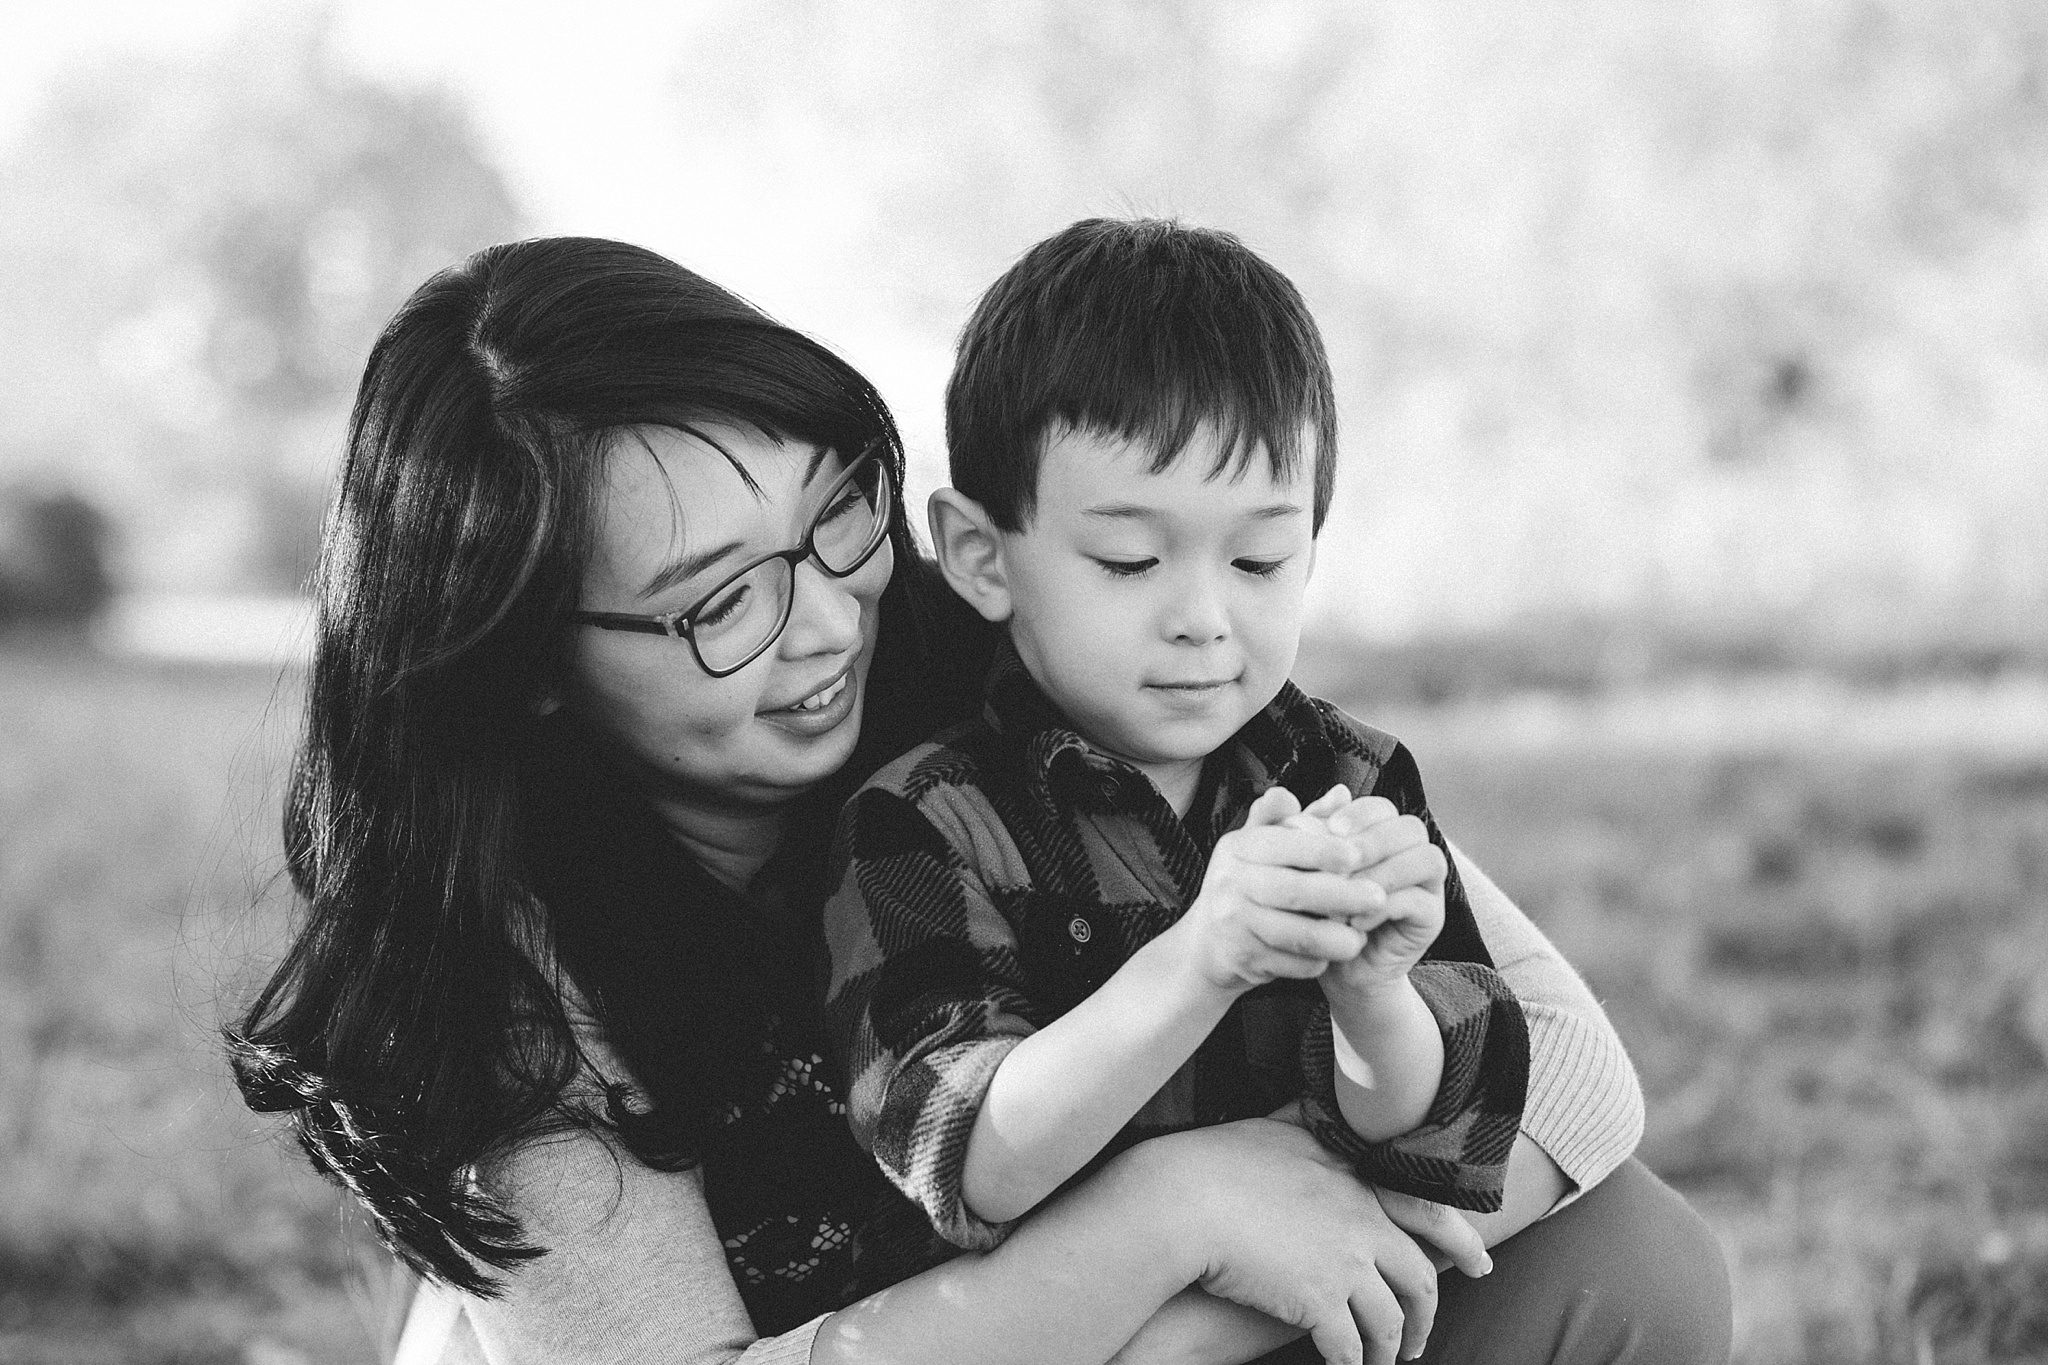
[1248,785,1303,826]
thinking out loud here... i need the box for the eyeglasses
[570,447,894,677]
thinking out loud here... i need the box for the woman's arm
[453,1118,1441,1365]
[1451,844,1644,1214]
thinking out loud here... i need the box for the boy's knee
[1425,1158,1733,1365]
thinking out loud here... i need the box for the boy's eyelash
[1234,558,1288,578]
[1092,558,1157,578]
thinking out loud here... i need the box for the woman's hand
[1134,1118,1446,1365]
[1373,1188,1493,1279]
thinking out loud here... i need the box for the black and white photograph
[2,4,2044,1363]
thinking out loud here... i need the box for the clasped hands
[1175,782,1448,996]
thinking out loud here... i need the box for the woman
[228,237,1730,1365]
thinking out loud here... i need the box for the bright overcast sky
[3,0,965,492]
[2,1,841,322]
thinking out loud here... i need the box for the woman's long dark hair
[224,238,976,1294]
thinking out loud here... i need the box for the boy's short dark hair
[946,217,1337,533]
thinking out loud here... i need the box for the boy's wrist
[1146,914,1255,1003]
[1321,963,1419,1012]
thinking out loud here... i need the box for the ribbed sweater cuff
[1520,1000,1645,1208]
[739,1313,829,1365]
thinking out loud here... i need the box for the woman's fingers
[1304,1303,1367,1365]
[1375,1189,1493,1280]
[1347,1272,1410,1365]
[1170,1120,1439,1365]
[1371,1227,1442,1361]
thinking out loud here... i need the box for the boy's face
[996,425,1315,801]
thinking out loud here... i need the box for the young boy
[821,219,1528,1299]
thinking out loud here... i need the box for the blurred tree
[0,484,114,626]
[674,0,2048,642]
[0,6,524,593]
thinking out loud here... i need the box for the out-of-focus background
[1,2,2044,1362]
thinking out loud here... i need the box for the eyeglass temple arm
[570,611,683,637]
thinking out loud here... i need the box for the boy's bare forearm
[1325,974,1445,1141]
[962,930,1232,1223]
[1463,1131,1569,1246]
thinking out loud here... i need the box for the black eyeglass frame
[568,445,894,678]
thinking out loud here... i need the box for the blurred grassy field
[2,643,2045,1364]
[0,646,386,1365]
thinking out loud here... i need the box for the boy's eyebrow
[639,445,838,599]
[1082,501,1305,521]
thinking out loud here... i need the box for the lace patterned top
[699,1010,884,1333]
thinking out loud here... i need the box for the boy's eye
[1092,557,1157,578]
[1234,557,1289,578]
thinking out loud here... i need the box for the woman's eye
[820,486,867,525]
[691,582,751,630]
[1234,558,1288,578]
[1093,557,1157,578]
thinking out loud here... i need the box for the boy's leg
[1419,1158,1732,1365]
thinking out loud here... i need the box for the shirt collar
[980,637,1328,818]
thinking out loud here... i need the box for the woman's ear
[927,488,1014,623]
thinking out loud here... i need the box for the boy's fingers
[1327,795,1400,837]
[1231,824,1365,875]
[1358,842,1448,897]
[1246,905,1367,962]
[1252,866,1387,919]
[1303,783,1351,819]
[1344,812,1431,865]
[1245,785,1303,828]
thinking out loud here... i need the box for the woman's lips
[759,663,859,736]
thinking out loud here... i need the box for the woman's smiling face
[565,424,893,817]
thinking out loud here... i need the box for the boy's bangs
[1067,381,1312,490]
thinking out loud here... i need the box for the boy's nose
[1163,578,1230,645]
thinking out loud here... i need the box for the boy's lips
[1146,676,1238,691]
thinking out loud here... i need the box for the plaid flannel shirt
[822,645,1529,1277]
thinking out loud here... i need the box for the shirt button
[1068,916,1093,944]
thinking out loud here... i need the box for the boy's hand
[1319,796,1447,996]
[1168,786,1386,994]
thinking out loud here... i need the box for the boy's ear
[927,488,1015,623]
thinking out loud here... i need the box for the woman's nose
[779,557,865,658]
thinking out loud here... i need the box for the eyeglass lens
[690,456,890,673]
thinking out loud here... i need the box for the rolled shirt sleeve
[822,784,1038,1251]
[1294,959,1530,1212]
